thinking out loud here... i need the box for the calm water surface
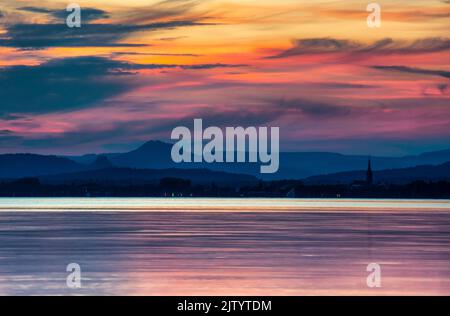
[0,198,449,295]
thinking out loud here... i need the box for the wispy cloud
[0,56,246,116]
[116,0,203,24]
[18,6,110,22]
[0,57,136,115]
[267,37,450,59]
[276,98,353,118]
[371,65,450,79]
[111,52,201,57]
[0,20,206,48]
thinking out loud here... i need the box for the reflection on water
[0,198,449,295]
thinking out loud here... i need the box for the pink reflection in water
[0,199,449,295]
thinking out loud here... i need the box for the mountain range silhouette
[1,140,450,184]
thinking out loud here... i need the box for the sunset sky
[0,0,449,155]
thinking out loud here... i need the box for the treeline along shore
[1,177,450,199]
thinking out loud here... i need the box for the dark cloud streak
[267,37,450,59]
[0,56,246,116]
[18,6,110,22]
[0,21,206,48]
[0,57,136,116]
[371,65,450,79]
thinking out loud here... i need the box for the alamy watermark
[367,3,381,28]
[171,119,279,174]
[66,3,81,28]
[366,263,382,288]
[66,263,82,289]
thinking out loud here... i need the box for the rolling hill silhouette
[304,161,450,184]
[2,141,450,181]
[0,154,85,178]
[70,141,450,179]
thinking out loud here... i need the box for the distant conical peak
[91,155,113,168]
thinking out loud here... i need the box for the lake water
[0,198,449,295]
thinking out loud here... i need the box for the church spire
[366,158,373,185]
